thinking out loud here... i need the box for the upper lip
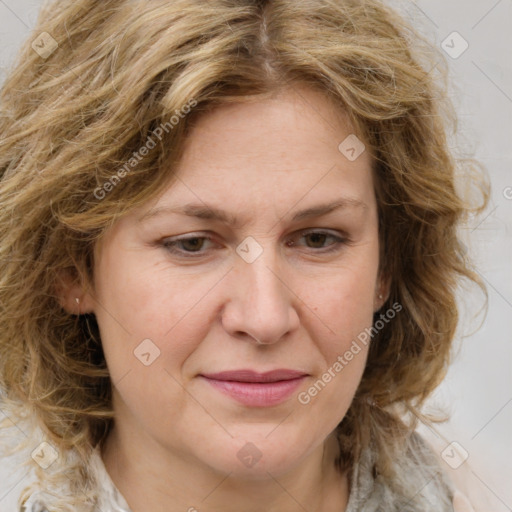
[200,369,308,383]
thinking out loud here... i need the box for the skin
[59,85,390,512]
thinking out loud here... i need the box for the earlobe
[54,268,95,315]
[374,273,392,312]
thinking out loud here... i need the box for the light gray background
[0,0,510,510]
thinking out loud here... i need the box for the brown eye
[304,232,331,249]
[179,237,205,252]
[288,230,347,253]
[162,235,216,256]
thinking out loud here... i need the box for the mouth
[199,369,308,407]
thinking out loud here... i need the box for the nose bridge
[226,238,298,343]
[246,247,285,308]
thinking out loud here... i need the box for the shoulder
[347,431,458,512]
[9,444,131,512]
[407,433,476,512]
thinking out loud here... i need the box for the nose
[220,245,300,345]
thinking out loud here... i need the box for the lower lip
[200,376,306,407]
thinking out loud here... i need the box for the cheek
[93,257,207,425]
[93,254,217,377]
[298,260,378,350]
[295,268,376,423]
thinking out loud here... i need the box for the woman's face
[79,86,387,477]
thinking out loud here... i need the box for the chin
[198,428,319,480]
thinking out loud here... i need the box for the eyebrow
[137,198,368,227]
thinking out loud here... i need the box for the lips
[201,369,307,383]
[199,369,308,407]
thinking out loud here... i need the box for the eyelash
[161,229,349,258]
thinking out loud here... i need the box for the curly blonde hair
[0,0,488,510]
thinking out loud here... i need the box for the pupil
[308,233,326,247]
[184,238,203,251]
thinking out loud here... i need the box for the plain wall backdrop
[0,0,510,510]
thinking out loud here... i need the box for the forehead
[179,86,365,165]
[156,86,374,207]
[100,85,377,245]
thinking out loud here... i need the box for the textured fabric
[88,445,133,512]
[345,432,455,512]
[20,433,459,512]
[19,448,132,512]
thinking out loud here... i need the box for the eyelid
[161,228,350,257]
[161,232,218,254]
[297,228,346,238]
[287,229,349,251]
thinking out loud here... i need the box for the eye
[286,229,348,253]
[162,234,216,257]
[161,229,349,259]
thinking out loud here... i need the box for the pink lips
[200,369,307,407]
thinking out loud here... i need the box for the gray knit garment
[344,432,454,511]
[20,433,455,512]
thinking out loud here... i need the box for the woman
[0,0,488,511]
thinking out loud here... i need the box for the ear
[54,268,96,315]
[373,271,392,312]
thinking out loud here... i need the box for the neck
[101,425,349,512]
